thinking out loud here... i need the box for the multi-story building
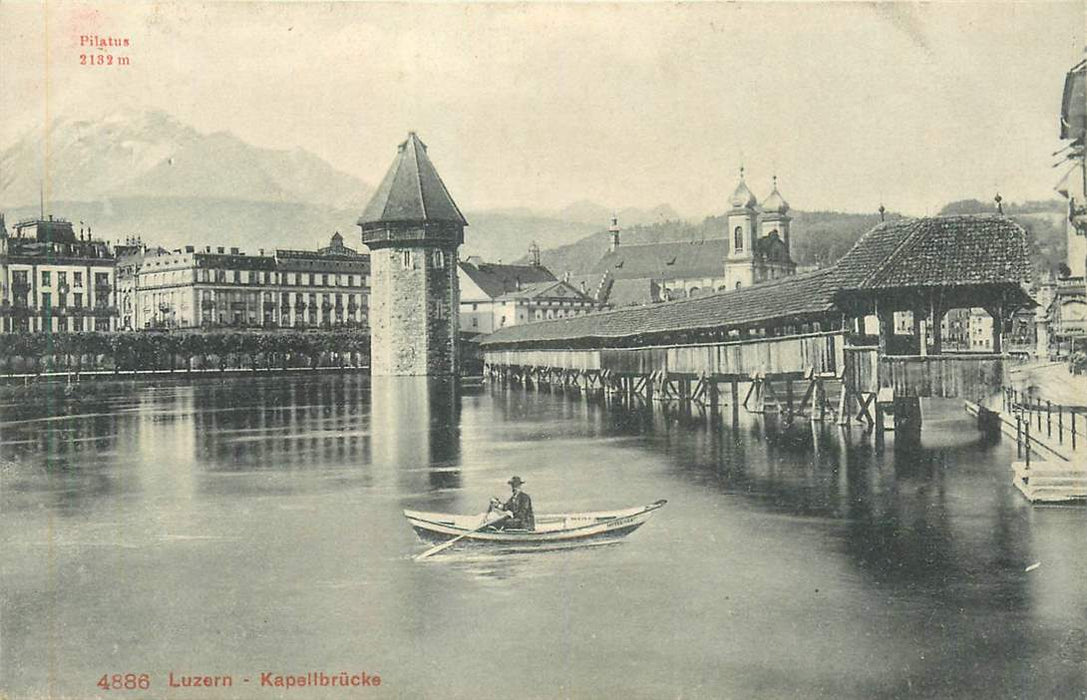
[133,232,370,330]
[0,214,118,333]
[459,254,595,333]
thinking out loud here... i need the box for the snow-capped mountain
[0,109,372,210]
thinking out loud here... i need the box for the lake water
[1,374,1085,699]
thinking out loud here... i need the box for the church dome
[762,177,789,215]
[729,175,757,210]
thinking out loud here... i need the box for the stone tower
[358,132,467,376]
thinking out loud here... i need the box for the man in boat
[490,476,534,530]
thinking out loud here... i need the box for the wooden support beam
[742,374,757,410]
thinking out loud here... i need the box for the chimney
[878,204,886,222]
[609,215,621,252]
[994,193,1004,214]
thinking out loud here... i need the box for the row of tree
[0,331,370,373]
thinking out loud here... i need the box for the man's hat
[508,476,525,487]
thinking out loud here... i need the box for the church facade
[583,171,798,307]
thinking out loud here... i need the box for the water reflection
[371,376,461,497]
[1,377,1083,699]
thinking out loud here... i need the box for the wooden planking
[878,355,1004,401]
[486,332,844,377]
[485,349,601,370]
[844,347,880,394]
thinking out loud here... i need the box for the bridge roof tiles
[480,267,838,347]
[834,214,1031,290]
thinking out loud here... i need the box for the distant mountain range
[1,109,372,209]
[0,110,1068,279]
[0,109,677,259]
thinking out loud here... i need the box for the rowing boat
[403,499,667,549]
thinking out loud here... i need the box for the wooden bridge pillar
[877,306,895,355]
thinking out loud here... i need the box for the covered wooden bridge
[479,214,1035,429]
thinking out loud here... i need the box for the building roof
[833,214,1032,290]
[480,268,839,347]
[761,178,790,216]
[729,177,757,210]
[358,132,468,227]
[605,278,661,307]
[496,279,594,302]
[591,239,729,281]
[459,261,556,299]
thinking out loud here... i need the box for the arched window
[689,287,701,297]
[735,281,742,289]
[734,226,744,251]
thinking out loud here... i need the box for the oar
[414,513,509,561]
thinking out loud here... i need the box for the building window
[42,271,51,286]
[734,226,744,252]
[58,272,68,287]
[735,281,742,289]
[74,272,83,287]
[433,250,445,268]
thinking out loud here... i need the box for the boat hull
[404,500,666,548]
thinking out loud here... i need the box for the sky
[1,1,1083,218]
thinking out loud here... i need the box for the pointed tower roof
[358,132,468,227]
[762,176,790,216]
[729,167,757,210]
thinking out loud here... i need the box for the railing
[1003,387,1083,455]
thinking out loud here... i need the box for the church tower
[760,175,791,257]
[358,132,467,376]
[725,168,759,289]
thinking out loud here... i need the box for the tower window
[433,250,445,268]
[734,226,744,251]
[735,281,742,289]
[401,251,412,269]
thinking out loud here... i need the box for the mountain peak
[0,109,372,210]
